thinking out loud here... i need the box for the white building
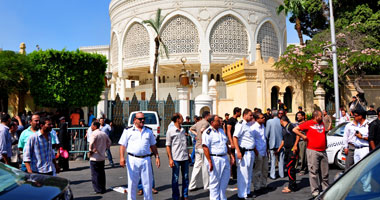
[83,0,287,103]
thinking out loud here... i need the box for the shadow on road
[75,196,102,200]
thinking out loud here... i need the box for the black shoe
[248,193,257,198]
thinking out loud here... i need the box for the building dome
[108,0,286,100]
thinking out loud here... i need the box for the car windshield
[321,148,380,200]
[0,164,25,193]
[130,113,157,125]
[327,122,348,136]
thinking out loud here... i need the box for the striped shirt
[23,131,55,173]
[0,124,12,160]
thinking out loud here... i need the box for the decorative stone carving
[198,8,210,21]
[257,21,279,60]
[210,15,248,55]
[111,33,119,66]
[123,23,150,59]
[161,15,200,54]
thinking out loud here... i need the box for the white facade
[91,0,287,101]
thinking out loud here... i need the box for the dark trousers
[59,157,69,171]
[345,145,355,171]
[231,148,237,179]
[172,160,189,200]
[90,160,106,193]
[284,149,297,191]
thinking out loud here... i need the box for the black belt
[245,149,255,151]
[210,154,227,157]
[349,143,369,149]
[128,153,152,158]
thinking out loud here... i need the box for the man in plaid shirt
[23,117,59,175]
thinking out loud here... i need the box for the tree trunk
[153,36,160,100]
[296,17,304,46]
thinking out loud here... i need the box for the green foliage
[28,49,107,108]
[0,50,31,94]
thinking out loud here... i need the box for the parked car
[317,147,380,200]
[326,122,349,169]
[128,111,161,144]
[0,163,73,200]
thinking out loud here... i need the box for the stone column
[177,86,190,117]
[208,79,218,114]
[120,78,125,101]
[110,81,116,100]
[97,88,109,118]
[314,83,326,111]
[201,70,209,95]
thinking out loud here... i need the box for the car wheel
[334,150,345,170]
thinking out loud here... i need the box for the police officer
[119,112,160,200]
[233,109,258,199]
[203,115,234,200]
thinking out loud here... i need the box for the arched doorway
[210,74,215,80]
[284,86,293,113]
[271,86,279,110]
[199,106,210,116]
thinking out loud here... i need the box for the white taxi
[326,122,348,169]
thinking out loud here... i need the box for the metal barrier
[54,127,89,160]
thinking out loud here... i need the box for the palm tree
[142,8,169,99]
[277,0,306,45]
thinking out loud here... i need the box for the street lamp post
[322,0,340,125]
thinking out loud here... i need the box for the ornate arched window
[161,16,199,54]
[284,86,293,112]
[257,22,279,60]
[271,86,279,110]
[123,23,150,59]
[216,74,221,82]
[210,15,248,55]
[210,74,215,80]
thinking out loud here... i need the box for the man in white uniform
[203,115,234,200]
[119,112,160,200]
[233,109,258,199]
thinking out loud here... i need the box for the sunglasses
[136,117,145,121]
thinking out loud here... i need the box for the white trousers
[236,151,255,198]
[189,148,209,190]
[206,155,230,200]
[354,147,369,163]
[253,154,268,190]
[127,155,153,200]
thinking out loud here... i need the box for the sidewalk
[58,144,339,200]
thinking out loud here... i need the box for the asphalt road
[58,145,342,200]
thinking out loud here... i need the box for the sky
[0,0,308,52]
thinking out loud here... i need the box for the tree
[143,8,169,99]
[0,50,31,111]
[277,0,307,45]
[28,49,107,108]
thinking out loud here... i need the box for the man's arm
[233,136,242,159]
[166,145,174,168]
[202,145,213,172]
[277,140,284,154]
[227,125,234,148]
[119,145,126,168]
[293,126,307,141]
[150,145,160,168]
[227,144,235,166]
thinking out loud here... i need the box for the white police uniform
[119,125,156,200]
[202,126,230,200]
[352,119,370,163]
[233,120,256,198]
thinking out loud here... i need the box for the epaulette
[144,126,152,130]
[125,126,132,130]
[239,120,243,124]
[206,128,211,135]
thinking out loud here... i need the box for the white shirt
[202,127,228,155]
[87,127,93,143]
[343,120,370,148]
[233,120,256,149]
[118,125,156,156]
[337,113,350,125]
[252,122,266,157]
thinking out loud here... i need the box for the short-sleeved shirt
[100,124,112,136]
[18,126,58,150]
[166,126,188,161]
[70,113,80,126]
[202,127,228,155]
[233,120,255,149]
[252,122,266,156]
[282,123,297,150]
[89,129,111,161]
[369,119,380,148]
[190,119,209,149]
[227,117,238,136]
[323,115,332,130]
[23,131,55,173]
[298,120,326,151]
[118,125,156,156]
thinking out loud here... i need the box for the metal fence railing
[54,127,89,160]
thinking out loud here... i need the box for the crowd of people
[1,100,380,200]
